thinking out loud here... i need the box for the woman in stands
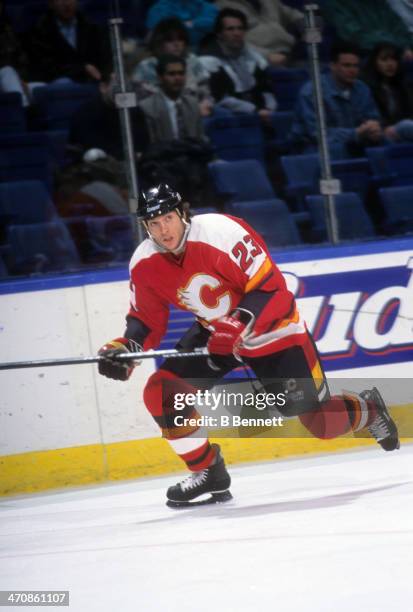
[363,42,413,141]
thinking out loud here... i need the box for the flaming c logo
[177,274,231,320]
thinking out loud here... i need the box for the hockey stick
[0,348,209,371]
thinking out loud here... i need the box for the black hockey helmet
[137,183,183,221]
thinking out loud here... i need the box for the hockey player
[98,184,400,507]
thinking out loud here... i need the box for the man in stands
[131,17,213,116]
[27,0,111,83]
[97,183,400,508]
[290,41,383,157]
[137,54,206,143]
[215,0,305,66]
[137,55,212,206]
[200,8,277,121]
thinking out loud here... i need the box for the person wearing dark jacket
[362,42,413,141]
[290,42,383,157]
[27,0,111,83]
[137,55,206,144]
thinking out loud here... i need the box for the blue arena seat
[305,193,376,242]
[281,153,320,208]
[86,215,136,262]
[365,146,389,176]
[228,199,302,247]
[6,221,81,275]
[0,180,57,224]
[208,159,275,204]
[268,111,294,153]
[367,144,413,187]
[378,185,413,233]
[204,113,266,163]
[0,133,53,189]
[330,158,372,199]
[0,92,26,133]
[380,143,413,186]
[269,68,308,111]
[31,83,98,130]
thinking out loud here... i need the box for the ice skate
[166,444,232,508]
[361,387,400,451]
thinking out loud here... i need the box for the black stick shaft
[0,348,208,371]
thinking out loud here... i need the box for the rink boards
[1,237,413,495]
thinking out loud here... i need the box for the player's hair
[182,201,191,219]
[215,8,248,34]
[156,54,186,76]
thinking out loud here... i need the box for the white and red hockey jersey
[127,213,307,357]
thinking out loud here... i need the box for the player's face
[330,53,360,87]
[147,211,185,251]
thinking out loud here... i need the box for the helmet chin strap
[145,215,191,254]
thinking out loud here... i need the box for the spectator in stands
[320,0,413,58]
[131,18,213,116]
[146,0,218,49]
[138,54,206,142]
[290,42,383,157]
[137,54,213,206]
[0,2,32,105]
[69,72,149,159]
[387,0,413,35]
[200,8,277,121]
[27,0,111,84]
[215,0,304,66]
[362,42,413,141]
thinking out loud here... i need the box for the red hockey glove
[98,337,142,381]
[208,310,254,361]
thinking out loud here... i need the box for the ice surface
[0,446,412,612]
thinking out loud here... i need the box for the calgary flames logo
[177,274,231,321]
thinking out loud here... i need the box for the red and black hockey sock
[179,440,217,472]
[299,392,376,439]
[143,368,217,471]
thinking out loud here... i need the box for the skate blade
[380,438,400,451]
[166,490,233,509]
